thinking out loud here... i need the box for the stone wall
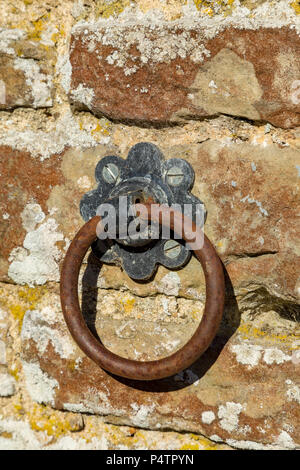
[0,0,299,450]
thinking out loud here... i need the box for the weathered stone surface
[0,281,231,450]
[193,1,269,15]
[0,397,231,450]
[57,139,300,308]
[0,146,65,283]
[0,30,54,109]
[69,25,300,128]
[0,0,299,451]
[1,138,299,308]
[0,56,53,109]
[0,372,16,397]
[1,137,296,449]
[16,287,299,450]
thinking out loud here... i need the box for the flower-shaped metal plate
[80,142,206,280]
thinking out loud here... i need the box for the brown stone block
[18,289,300,449]
[0,30,54,110]
[0,146,64,282]
[1,140,299,307]
[69,25,300,128]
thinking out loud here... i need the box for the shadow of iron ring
[81,253,239,392]
[60,204,225,381]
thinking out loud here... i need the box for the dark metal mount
[80,142,206,280]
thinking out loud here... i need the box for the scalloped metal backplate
[80,142,206,280]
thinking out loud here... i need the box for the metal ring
[60,204,225,381]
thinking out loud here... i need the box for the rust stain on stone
[69,32,200,123]
[192,142,299,255]
[21,332,300,447]
[0,146,64,280]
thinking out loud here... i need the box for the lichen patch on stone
[218,402,243,433]
[0,28,26,55]
[21,307,76,359]
[72,1,300,38]
[13,58,53,108]
[0,110,110,159]
[286,380,300,404]
[230,343,263,367]
[0,372,16,397]
[201,411,216,425]
[263,348,291,365]
[158,272,181,296]
[70,83,95,108]
[22,361,59,406]
[130,403,156,428]
[8,210,64,286]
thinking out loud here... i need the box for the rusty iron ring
[60,204,225,381]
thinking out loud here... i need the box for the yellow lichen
[72,417,230,449]
[9,305,26,328]
[27,14,50,42]
[181,443,200,450]
[12,394,25,415]
[83,422,156,449]
[66,358,83,372]
[193,0,235,16]
[191,309,201,320]
[13,402,25,415]
[8,365,20,382]
[0,285,47,331]
[120,297,136,314]
[238,320,300,350]
[291,1,300,14]
[82,423,94,443]
[28,404,82,439]
[132,429,149,446]
[18,285,47,305]
[16,47,25,57]
[95,0,132,18]
[79,119,111,138]
[81,419,104,443]
[91,122,110,137]
[51,25,66,44]
[0,432,13,439]
[181,434,220,450]
[82,419,142,448]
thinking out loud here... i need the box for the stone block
[69,23,300,128]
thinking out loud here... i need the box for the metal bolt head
[166,166,184,186]
[102,163,119,184]
[164,239,181,258]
